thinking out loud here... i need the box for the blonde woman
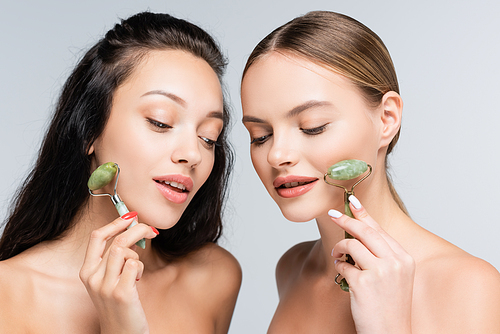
[241,11,500,333]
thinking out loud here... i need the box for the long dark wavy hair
[0,12,233,261]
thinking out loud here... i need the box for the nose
[171,131,202,169]
[267,132,299,169]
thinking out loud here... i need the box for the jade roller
[88,162,146,249]
[324,159,372,291]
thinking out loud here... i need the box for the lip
[273,175,319,199]
[154,174,193,204]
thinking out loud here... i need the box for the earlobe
[87,143,95,155]
[379,91,403,149]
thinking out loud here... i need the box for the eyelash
[300,123,328,135]
[250,134,272,146]
[147,118,172,131]
[199,136,220,149]
[148,118,219,150]
[250,124,328,146]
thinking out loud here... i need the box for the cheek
[95,115,143,161]
[197,150,216,183]
[250,148,270,182]
[302,131,352,167]
[306,121,379,173]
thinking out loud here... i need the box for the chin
[149,219,179,231]
[137,207,183,230]
[279,206,319,223]
[156,221,178,230]
[276,195,343,223]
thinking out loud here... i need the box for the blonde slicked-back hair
[242,11,408,215]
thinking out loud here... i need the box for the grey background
[1,1,499,333]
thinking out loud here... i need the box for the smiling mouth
[155,180,188,193]
[278,180,315,189]
[274,178,318,198]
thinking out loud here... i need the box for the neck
[315,214,346,275]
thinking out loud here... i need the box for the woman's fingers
[110,222,159,249]
[334,258,361,285]
[329,207,392,260]
[330,196,415,296]
[78,214,153,334]
[80,213,138,279]
[348,195,408,255]
[95,222,157,282]
[117,259,145,291]
[80,212,158,283]
[332,238,377,270]
[102,245,140,288]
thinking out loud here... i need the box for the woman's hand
[79,212,159,334]
[329,196,415,334]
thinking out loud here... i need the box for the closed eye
[147,118,172,131]
[300,123,328,136]
[199,136,220,149]
[250,133,272,146]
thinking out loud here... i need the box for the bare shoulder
[414,239,500,332]
[0,256,26,294]
[416,236,500,293]
[180,242,242,300]
[277,240,317,277]
[178,243,241,333]
[0,257,31,330]
[186,242,242,280]
[276,240,317,295]
[0,260,13,298]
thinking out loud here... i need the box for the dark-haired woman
[241,11,500,333]
[0,12,241,333]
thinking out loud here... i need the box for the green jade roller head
[324,159,372,291]
[324,159,372,218]
[88,162,146,249]
[88,162,118,191]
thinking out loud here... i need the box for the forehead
[241,52,362,115]
[117,49,223,109]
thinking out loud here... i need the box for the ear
[87,142,95,155]
[378,91,403,150]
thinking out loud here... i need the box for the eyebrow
[242,100,332,124]
[141,90,187,108]
[207,111,224,120]
[241,115,266,124]
[287,100,332,118]
[142,90,223,120]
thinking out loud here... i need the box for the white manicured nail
[349,195,361,210]
[328,209,342,218]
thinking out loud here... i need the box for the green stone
[340,278,350,292]
[88,162,118,190]
[327,159,368,181]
